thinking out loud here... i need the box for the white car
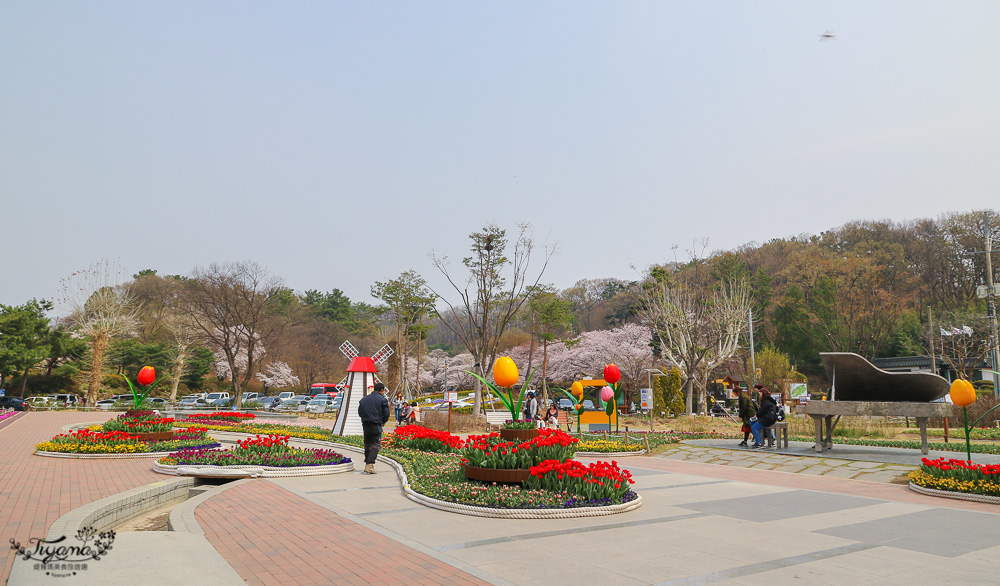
[306,398,336,413]
[179,397,208,409]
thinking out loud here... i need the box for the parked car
[276,397,309,412]
[258,396,279,409]
[277,391,295,401]
[179,397,208,409]
[95,399,117,410]
[241,392,259,402]
[306,397,336,413]
[25,396,57,410]
[205,392,230,405]
[0,396,25,411]
[51,394,81,408]
[307,383,342,397]
[557,398,575,410]
[582,400,596,410]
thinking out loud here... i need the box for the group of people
[521,391,561,429]
[736,384,783,449]
[392,396,419,426]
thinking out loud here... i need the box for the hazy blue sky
[3,2,999,309]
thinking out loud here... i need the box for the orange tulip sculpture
[951,375,1000,462]
[563,380,586,434]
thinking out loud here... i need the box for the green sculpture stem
[964,406,971,463]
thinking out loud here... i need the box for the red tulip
[603,363,621,384]
[137,366,155,386]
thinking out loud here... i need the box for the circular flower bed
[153,433,353,478]
[35,428,219,457]
[181,412,256,425]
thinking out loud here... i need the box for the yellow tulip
[493,356,519,388]
[571,381,584,399]
[950,378,976,407]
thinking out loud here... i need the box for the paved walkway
[196,478,489,586]
[0,412,163,583]
[7,414,1000,584]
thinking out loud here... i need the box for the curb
[48,477,198,537]
[576,450,646,457]
[153,460,355,478]
[908,481,1000,505]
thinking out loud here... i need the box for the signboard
[0,389,4,396]
[640,388,652,409]
[788,382,808,401]
[445,391,458,403]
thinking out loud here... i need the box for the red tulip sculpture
[603,363,622,432]
[122,366,162,409]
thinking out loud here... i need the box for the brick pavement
[0,411,164,583]
[195,478,490,586]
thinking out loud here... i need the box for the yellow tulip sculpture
[951,379,977,462]
[467,357,538,424]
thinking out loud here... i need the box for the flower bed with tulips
[35,428,219,455]
[575,440,644,453]
[461,429,578,469]
[181,412,256,425]
[525,459,635,503]
[174,420,337,442]
[393,425,463,452]
[157,434,350,468]
[102,414,175,433]
[907,457,1000,498]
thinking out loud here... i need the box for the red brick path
[196,479,489,586]
[0,412,164,583]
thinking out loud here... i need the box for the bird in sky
[819,30,837,41]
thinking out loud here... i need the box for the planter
[463,464,531,484]
[500,428,539,442]
[133,431,175,441]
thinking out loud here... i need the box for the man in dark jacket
[357,383,390,474]
[750,390,778,449]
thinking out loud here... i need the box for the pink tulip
[600,386,614,402]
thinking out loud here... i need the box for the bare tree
[429,223,554,416]
[162,312,200,402]
[59,260,139,405]
[637,278,751,415]
[181,261,284,410]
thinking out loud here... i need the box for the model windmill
[331,340,394,436]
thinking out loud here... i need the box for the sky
[3,2,999,311]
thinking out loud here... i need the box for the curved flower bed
[907,457,1000,501]
[393,425,463,452]
[35,428,219,455]
[181,412,256,425]
[103,414,175,433]
[153,433,352,478]
[575,440,644,454]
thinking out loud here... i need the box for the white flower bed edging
[36,450,177,459]
[908,481,1000,505]
[153,460,355,478]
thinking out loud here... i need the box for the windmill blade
[371,344,395,364]
[339,340,359,360]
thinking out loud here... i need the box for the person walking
[357,383,390,474]
[393,396,404,425]
[750,389,779,449]
[737,387,754,447]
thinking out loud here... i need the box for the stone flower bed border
[153,460,355,478]
[908,482,1000,505]
[575,450,646,458]
[35,450,172,459]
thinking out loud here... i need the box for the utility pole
[749,307,757,385]
[985,213,1000,399]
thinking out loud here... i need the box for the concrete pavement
[6,413,1000,584]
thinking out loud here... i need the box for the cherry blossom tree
[212,328,266,382]
[256,361,300,391]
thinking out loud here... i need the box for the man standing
[357,383,390,474]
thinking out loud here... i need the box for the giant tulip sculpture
[563,380,586,434]
[604,363,622,432]
[122,365,162,409]
[952,373,1000,463]
[467,357,539,424]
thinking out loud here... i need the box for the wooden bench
[766,421,789,449]
[485,410,510,431]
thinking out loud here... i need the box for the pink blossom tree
[255,361,300,392]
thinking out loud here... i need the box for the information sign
[640,388,652,409]
[445,391,458,403]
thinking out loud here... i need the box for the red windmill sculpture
[331,340,394,436]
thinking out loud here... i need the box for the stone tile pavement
[0,411,164,583]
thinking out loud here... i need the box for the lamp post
[642,368,668,431]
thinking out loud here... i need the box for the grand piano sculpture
[802,352,952,455]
